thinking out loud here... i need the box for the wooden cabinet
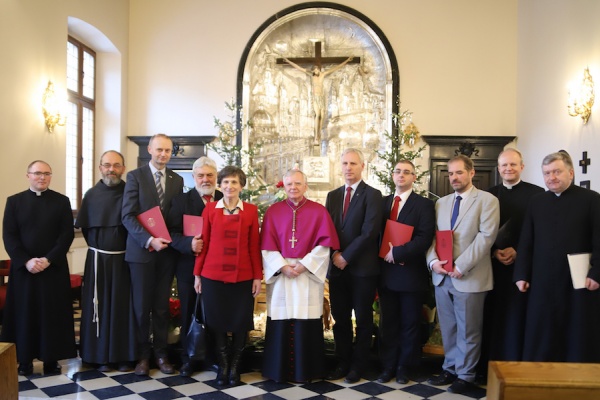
[487,361,600,400]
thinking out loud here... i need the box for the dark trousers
[129,251,176,360]
[329,271,378,371]
[176,261,196,363]
[378,286,424,370]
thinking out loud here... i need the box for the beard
[102,174,122,187]
[198,185,215,196]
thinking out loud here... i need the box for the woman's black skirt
[200,276,255,333]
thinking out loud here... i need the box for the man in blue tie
[426,155,499,394]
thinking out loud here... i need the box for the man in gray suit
[122,133,184,376]
[426,154,499,394]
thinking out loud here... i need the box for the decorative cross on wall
[579,151,591,174]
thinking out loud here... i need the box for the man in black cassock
[477,149,544,379]
[75,150,137,372]
[514,151,600,362]
[1,160,76,376]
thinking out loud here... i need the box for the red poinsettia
[275,180,284,188]
[169,297,181,320]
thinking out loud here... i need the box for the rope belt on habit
[88,247,126,337]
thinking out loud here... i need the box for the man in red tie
[325,148,383,383]
[167,156,223,376]
[377,160,435,384]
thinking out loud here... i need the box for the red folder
[183,214,203,237]
[136,206,172,242]
[379,220,414,258]
[436,230,453,272]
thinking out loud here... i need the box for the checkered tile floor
[17,358,487,399]
[13,300,487,399]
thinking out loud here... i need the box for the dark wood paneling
[423,136,516,198]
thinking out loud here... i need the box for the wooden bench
[0,342,18,400]
[487,361,600,400]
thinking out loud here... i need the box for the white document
[567,253,592,289]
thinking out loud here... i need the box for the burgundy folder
[136,206,172,246]
[183,214,203,237]
[379,219,414,259]
[435,230,454,272]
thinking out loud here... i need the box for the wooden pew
[0,342,18,400]
[487,361,600,400]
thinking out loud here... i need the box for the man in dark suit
[325,148,383,383]
[377,160,435,384]
[426,155,499,394]
[122,133,184,376]
[167,156,222,377]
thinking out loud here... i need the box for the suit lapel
[453,188,478,230]
[397,192,415,222]
[142,165,161,206]
[343,181,365,226]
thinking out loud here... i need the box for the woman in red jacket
[193,165,262,386]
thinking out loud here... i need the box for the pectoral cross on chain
[289,234,298,249]
[289,209,298,248]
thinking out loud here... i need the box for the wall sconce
[42,81,67,132]
[568,67,595,124]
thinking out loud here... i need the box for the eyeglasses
[392,169,415,175]
[100,163,123,169]
[28,172,52,177]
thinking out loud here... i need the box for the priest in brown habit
[260,169,339,383]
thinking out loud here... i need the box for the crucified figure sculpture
[282,56,354,147]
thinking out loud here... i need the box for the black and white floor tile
[17,358,487,399]
[14,301,487,399]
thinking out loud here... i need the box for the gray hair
[283,169,307,184]
[542,151,574,170]
[341,148,365,164]
[192,156,217,172]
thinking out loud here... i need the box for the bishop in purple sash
[261,170,339,383]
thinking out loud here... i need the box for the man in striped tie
[122,134,184,376]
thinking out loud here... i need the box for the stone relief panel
[242,8,394,201]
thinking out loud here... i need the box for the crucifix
[579,151,591,174]
[289,234,298,249]
[277,41,360,156]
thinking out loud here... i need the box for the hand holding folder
[435,230,454,272]
[183,215,203,237]
[379,220,414,259]
[136,206,172,251]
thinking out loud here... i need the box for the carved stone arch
[236,2,399,197]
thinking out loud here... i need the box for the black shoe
[344,370,361,383]
[43,361,61,375]
[427,370,457,386]
[447,378,471,394]
[117,362,133,372]
[180,361,195,377]
[396,366,409,384]
[97,364,112,372]
[376,369,394,383]
[326,364,349,380]
[18,362,33,376]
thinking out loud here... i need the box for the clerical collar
[29,188,48,196]
[503,180,521,189]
